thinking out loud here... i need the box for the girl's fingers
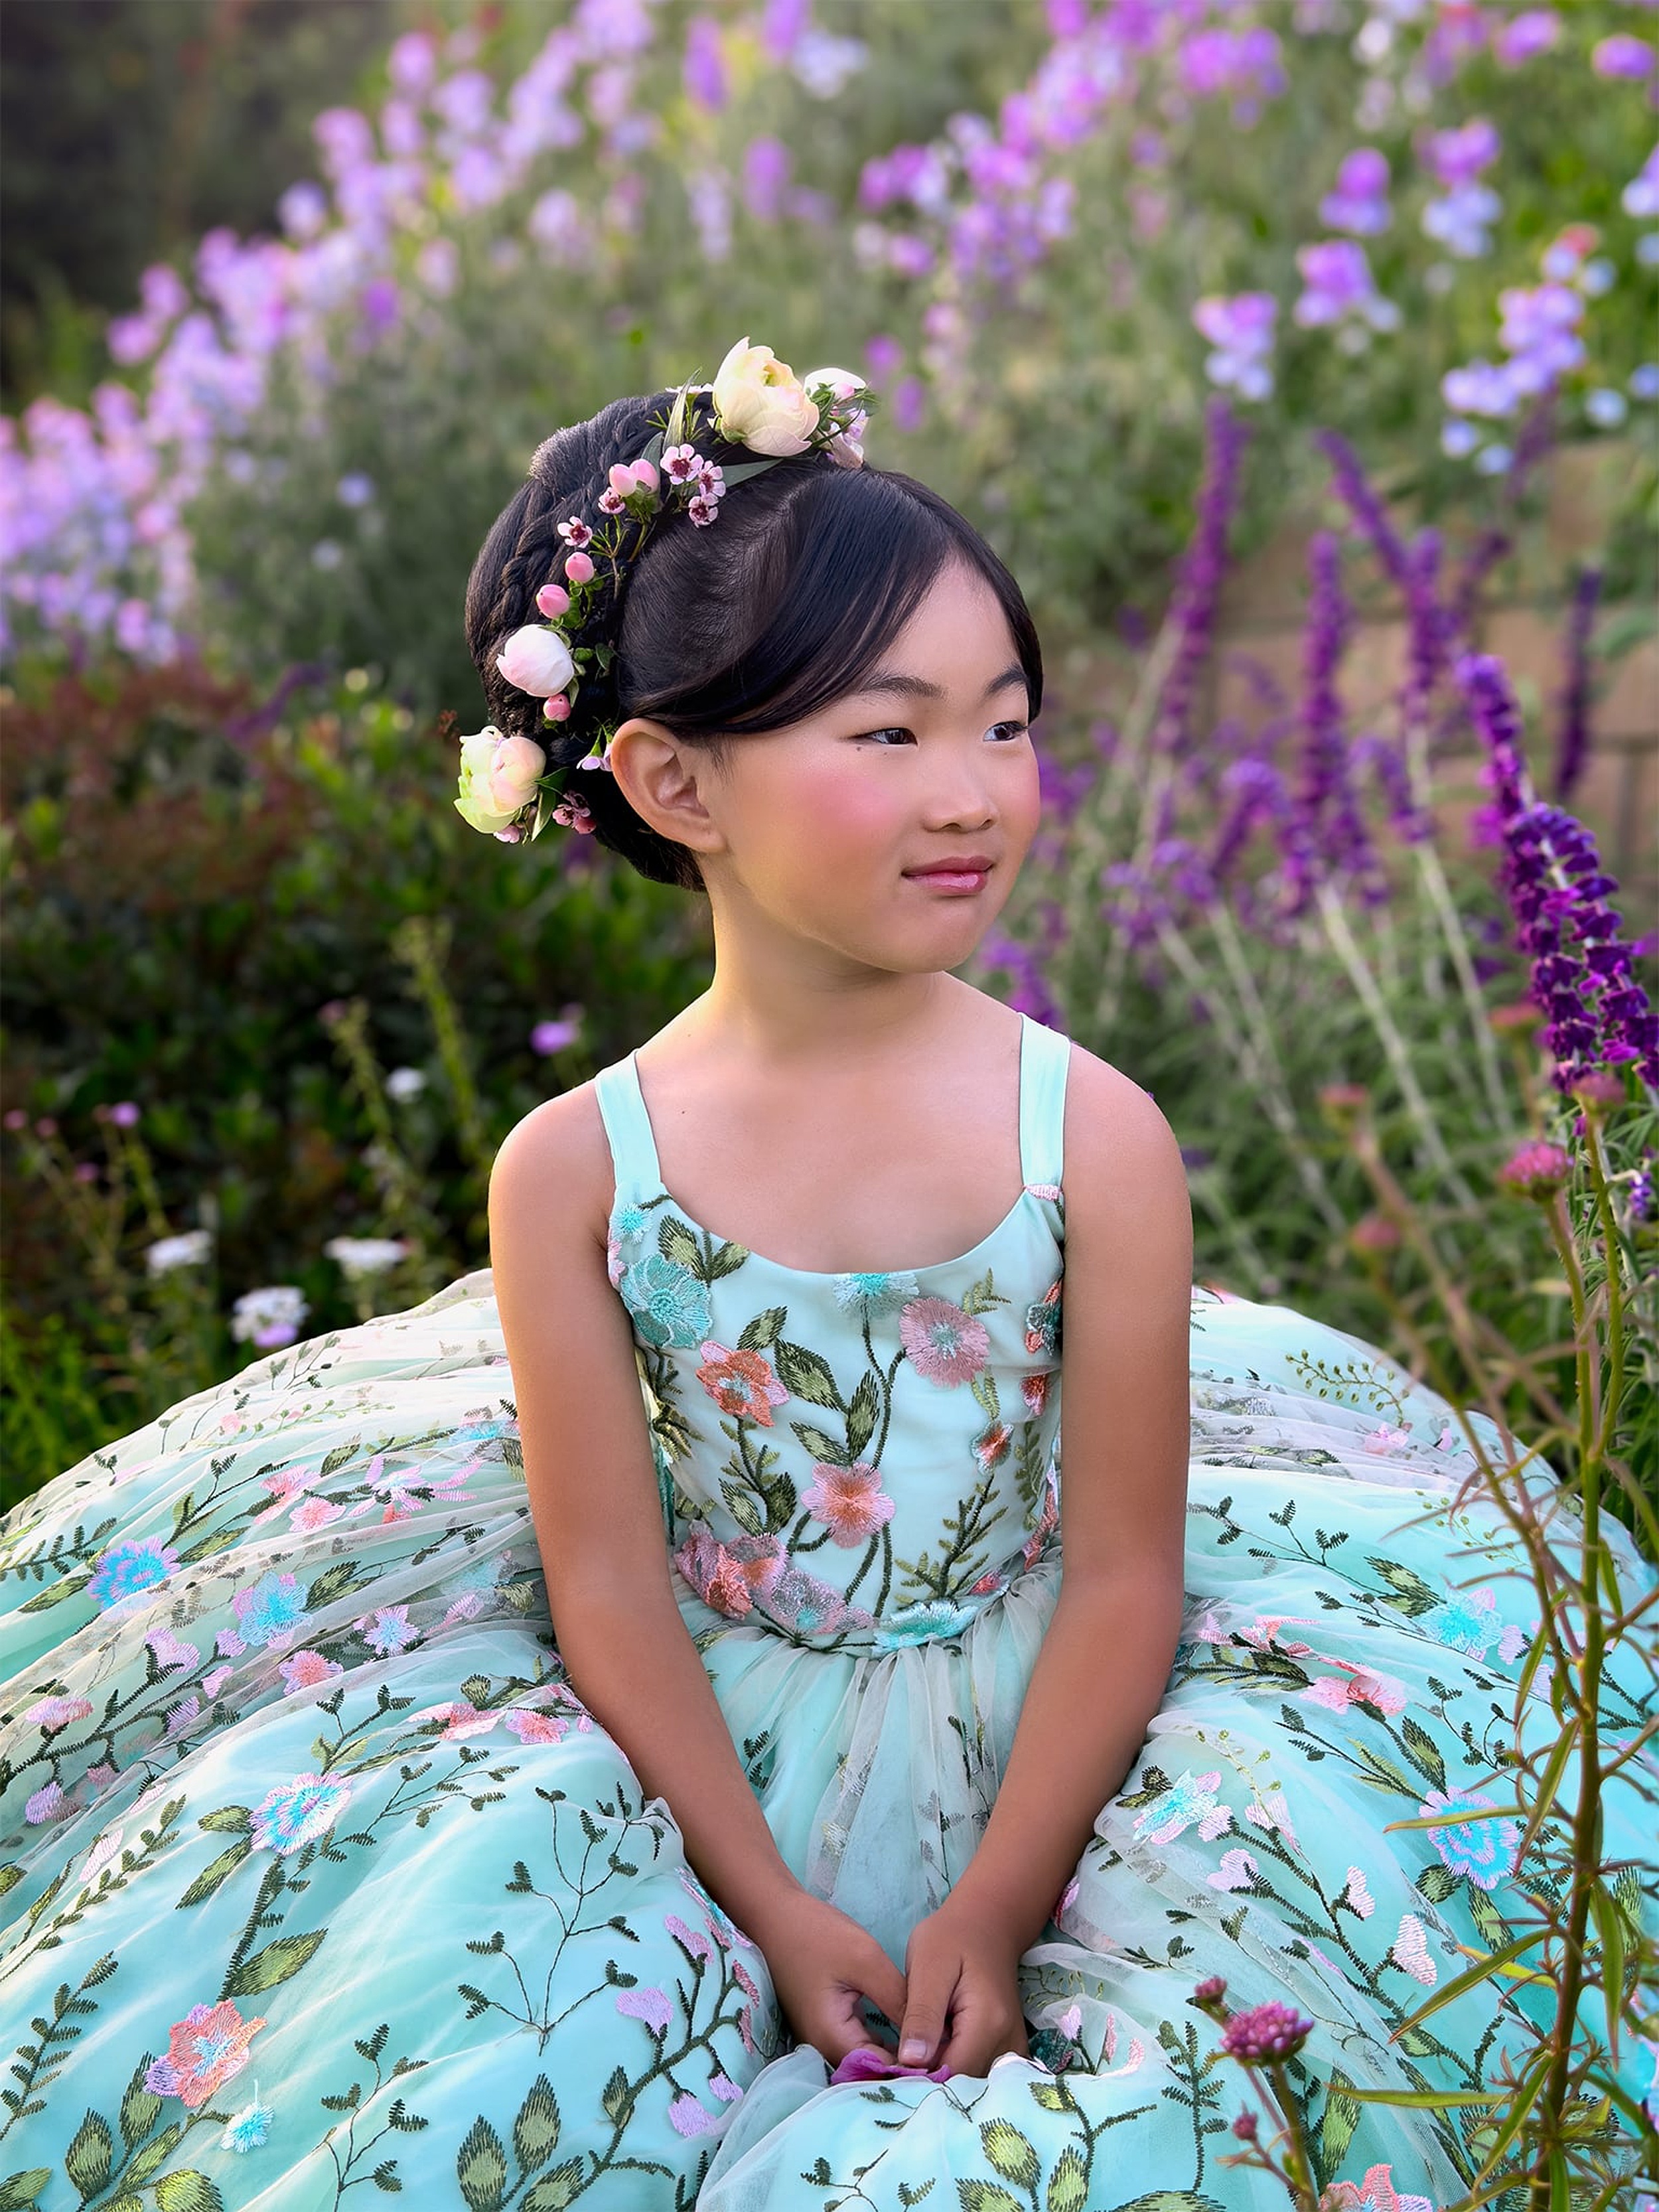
[856,1947,910,2036]
[897,1953,960,2066]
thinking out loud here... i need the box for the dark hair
[465,388,1043,892]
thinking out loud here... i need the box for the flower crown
[457,337,876,845]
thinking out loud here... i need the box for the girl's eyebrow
[849,663,1028,705]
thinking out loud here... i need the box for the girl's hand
[897,1898,1029,2077]
[758,1889,911,2068]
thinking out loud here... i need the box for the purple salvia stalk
[981,927,1063,1026]
[1451,526,1511,635]
[1281,531,1384,913]
[1553,563,1601,805]
[1311,428,1412,595]
[1208,751,1286,887]
[1456,652,1657,1089]
[1151,396,1250,758]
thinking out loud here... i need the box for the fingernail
[899,2039,928,2064]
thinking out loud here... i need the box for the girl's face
[682,559,1042,976]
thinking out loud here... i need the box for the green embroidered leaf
[19,1573,91,1615]
[123,2122,182,2185]
[979,2121,1039,2190]
[845,1372,880,1459]
[64,2109,113,2195]
[153,2174,224,2212]
[320,1439,362,1477]
[306,1560,366,1610]
[0,1866,21,1899]
[455,2117,508,2212]
[897,2186,936,2207]
[738,1306,787,1351]
[969,1371,1000,1421]
[790,1422,846,1468]
[1316,2070,1362,2175]
[1046,2145,1089,2212]
[956,2184,1021,2212]
[720,1481,765,1536]
[118,2059,163,2148]
[658,1218,703,1272]
[522,2161,585,2212]
[1415,1862,1459,1905]
[222,1929,326,1997]
[512,2075,561,2171]
[0,2175,52,2211]
[1026,2079,1074,2114]
[168,1493,196,1531]
[773,1340,842,1410]
[1397,1717,1446,1791]
[600,2067,632,2126]
[197,1806,252,1834]
[705,1241,749,1280]
[175,1842,250,1909]
[1108,2197,1228,2212]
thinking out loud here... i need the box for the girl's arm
[897,1053,1193,2068]
[490,1092,908,2055]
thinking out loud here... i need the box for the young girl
[2,346,1654,2212]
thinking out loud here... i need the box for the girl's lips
[906,866,991,892]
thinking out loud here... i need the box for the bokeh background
[2,0,1656,1519]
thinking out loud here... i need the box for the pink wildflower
[899,1296,989,1386]
[800,1461,895,1546]
[686,494,719,527]
[1498,1140,1570,1200]
[146,2000,267,2108]
[25,1694,94,1731]
[557,516,593,549]
[277,1649,342,1694]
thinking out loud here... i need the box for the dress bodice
[593,1013,1070,1655]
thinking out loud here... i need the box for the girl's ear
[606,718,727,859]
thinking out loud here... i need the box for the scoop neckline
[610,1177,1048,1287]
[612,1011,1058,1285]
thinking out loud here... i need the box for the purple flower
[1154,398,1251,759]
[683,16,727,110]
[530,1013,581,1055]
[1292,241,1400,335]
[1593,35,1656,82]
[1219,1999,1314,2062]
[1423,181,1502,260]
[1494,11,1560,68]
[1281,532,1383,913]
[1319,149,1391,236]
[1421,119,1501,190]
[741,137,791,222]
[1311,429,1411,594]
[1191,293,1277,401]
[616,1985,673,2036]
[1553,565,1601,804]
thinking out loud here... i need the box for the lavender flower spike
[1153,397,1251,759]
[1553,563,1601,805]
[1310,428,1411,595]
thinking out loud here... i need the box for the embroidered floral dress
[1,1013,1654,2212]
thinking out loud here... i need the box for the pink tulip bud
[629,458,660,492]
[607,463,638,498]
[543,693,572,721]
[536,583,571,618]
[564,550,595,584]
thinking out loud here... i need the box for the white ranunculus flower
[145,1229,212,1276]
[802,364,864,402]
[496,625,576,698]
[455,725,546,834]
[711,337,821,455]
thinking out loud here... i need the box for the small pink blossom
[1362,1425,1413,1456]
[686,494,719,527]
[82,1826,125,1879]
[616,1985,673,2035]
[202,1666,233,1699]
[1206,1847,1260,1891]
[1341,1866,1376,1919]
[800,1460,895,1546]
[535,582,571,618]
[662,443,701,483]
[277,1649,342,1694]
[291,1495,345,1532]
[147,1629,201,1672]
[25,1780,69,1824]
[899,1296,989,1386]
[598,487,627,514]
[504,1708,566,1743]
[84,1762,119,1795]
[147,2000,267,2108]
[557,515,593,548]
[666,1912,714,1962]
[166,1695,201,1735]
[543,694,572,721]
[564,550,596,583]
[25,1694,94,1731]
[668,2092,721,2137]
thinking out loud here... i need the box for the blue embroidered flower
[831,1270,922,1311]
[1426,1587,1500,1657]
[220,2095,274,2152]
[875,1597,976,1651]
[1420,1787,1521,1892]
[621,1253,711,1347]
[232,1570,308,1648]
[250,1772,354,1856]
[614,1201,650,1240]
[87,1536,181,1613]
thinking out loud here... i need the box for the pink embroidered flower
[705,1554,754,1617]
[360,1604,416,1656]
[616,1985,673,2035]
[277,1649,342,1694]
[668,2092,721,2137]
[167,1694,202,1735]
[201,1666,233,1700]
[146,2000,267,2108]
[25,1694,93,1731]
[1206,1847,1260,1891]
[674,1526,764,1617]
[418,1700,501,1740]
[666,1912,714,1962]
[1389,1913,1435,1986]
[800,1461,895,1546]
[970,1571,1004,1597]
[1021,1369,1054,1418]
[1022,1471,1060,1569]
[709,2072,743,2104]
[86,1762,118,1794]
[899,1297,989,1386]
[695,1343,789,1424]
[556,515,593,548]
[147,1629,200,1672]
[25,1780,69,1824]
[1297,1657,1410,1716]
[1341,1866,1376,1919]
[504,1709,566,1743]
[972,1419,1012,1471]
[82,1824,124,1879]
[291,1495,346,1532]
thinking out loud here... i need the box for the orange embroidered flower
[1024,1278,1062,1357]
[899,1296,989,1386]
[145,1999,267,2108]
[1021,1369,1054,1418]
[695,1341,790,1424]
[972,1420,1013,1471]
[705,1554,754,1617]
[800,1461,896,1547]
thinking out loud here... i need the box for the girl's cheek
[783,762,902,853]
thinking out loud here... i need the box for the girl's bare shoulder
[1056,1035,1190,1243]
[488,1078,615,1263]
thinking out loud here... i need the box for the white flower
[455,725,547,834]
[146,1230,212,1276]
[232,1286,309,1348]
[496,625,575,698]
[386,1067,427,1102]
[711,337,821,455]
[325,1236,409,1278]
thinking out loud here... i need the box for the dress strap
[592,1053,664,1196]
[1017,1014,1070,1190]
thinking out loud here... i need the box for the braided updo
[464,387,1043,893]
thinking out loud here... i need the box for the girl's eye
[852,721,1031,747]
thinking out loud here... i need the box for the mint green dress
[2,1013,1655,2212]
